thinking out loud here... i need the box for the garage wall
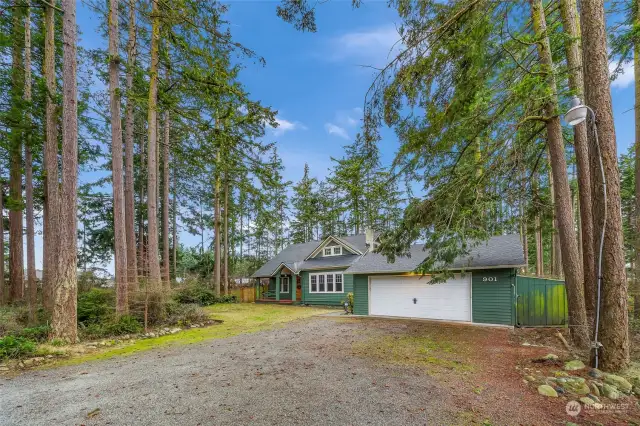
[301,270,353,305]
[352,275,368,315]
[471,268,516,325]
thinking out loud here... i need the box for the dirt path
[0,315,635,425]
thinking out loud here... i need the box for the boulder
[524,375,536,382]
[579,396,595,406]
[601,383,620,400]
[564,360,586,371]
[563,378,590,395]
[0,366,9,372]
[543,353,559,361]
[589,368,604,379]
[22,359,34,367]
[170,328,181,334]
[604,374,632,394]
[590,383,601,397]
[538,384,558,397]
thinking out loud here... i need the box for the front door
[296,276,302,300]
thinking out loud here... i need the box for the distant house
[252,233,525,326]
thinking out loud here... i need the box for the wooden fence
[227,287,256,303]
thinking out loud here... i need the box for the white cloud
[324,123,350,140]
[329,25,402,66]
[269,116,307,136]
[610,61,634,89]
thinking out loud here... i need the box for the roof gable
[305,235,363,260]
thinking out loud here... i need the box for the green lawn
[46,304,333,367]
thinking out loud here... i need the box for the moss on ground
[42,304,332,368]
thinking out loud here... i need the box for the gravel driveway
[1,316,455,426]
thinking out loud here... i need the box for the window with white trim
[281,276,290,293]
[322,245,343,257]
[309,272,344,293]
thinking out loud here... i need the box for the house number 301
[483,276,497,282]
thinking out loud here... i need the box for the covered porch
[256,263,302,304]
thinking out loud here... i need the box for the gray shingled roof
[251,235,367,277]
[344,234,525,274]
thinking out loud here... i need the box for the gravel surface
[0,317,454,426]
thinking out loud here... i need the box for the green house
[252,234,525,326]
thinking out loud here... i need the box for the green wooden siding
[472,269,516,325]
[516,276,567,326]
[352,275,369,315]
[301,270,353,306]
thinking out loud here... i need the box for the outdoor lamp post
[563,96,605,368]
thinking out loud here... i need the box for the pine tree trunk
[124,0,138,292]
[172,170,177,280]
[530,0,589,348]
[109,0,129,317]
[146,0,163,295]
[9,3,25,303]
[635,0,640,320]
[213,168,221,296]
[0,181,4,305]
[42,1,58,313]
[559,0,597,317]
[52,0,79,342]
[580,0,630,371]
[224,178,229,295]
[162,110,170,290]
[138,130,146,277]
[24,1,37,323]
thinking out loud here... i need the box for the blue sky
[64,1,637,273]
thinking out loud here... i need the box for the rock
[170,328,181,334]
[22,359,34,367]
[564,360,586,371]
[18,362,24,368]
[86,345,97,349]
[589,368,604,379]
[163,327,170,332]
[46,355,53,359]
[34,357,45,363]
[538,384,558,397]
[633,385,640,397]
[604,374,632,394]
[122,335,130,340]
[580,397,595,406]
[555,387,565,394]
[587,393,600,403]
[564,378,590,395]
[543,353,559,360]
[602,383,620,400]
[590,382,601,397]
[524,375,536,382]
[0,366,9,371]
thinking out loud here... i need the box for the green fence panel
[516,276,568,327]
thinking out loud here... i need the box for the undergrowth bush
[0,336,36,359]
[173,285,238,306]
[166,302,210,326]
[80,315,143,339]
[11,325,51,342]
[77,288,115,325]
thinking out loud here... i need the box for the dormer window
[324,246,342,256]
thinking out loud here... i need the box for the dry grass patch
[351,325,473,374]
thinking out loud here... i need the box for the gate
[516,276,568,327]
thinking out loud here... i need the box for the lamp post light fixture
[563,96,605,369]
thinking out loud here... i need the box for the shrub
[165,303,210,327]
[11,325,51,342]
[77,288,115,325]
[0,336,36,359]
[79,315,143,339]
[341,292,354,314]
[173,285,238,306]
[173,285,217,306]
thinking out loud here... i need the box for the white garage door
[369,274,471,321]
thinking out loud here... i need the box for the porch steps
[255,299,298,305]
